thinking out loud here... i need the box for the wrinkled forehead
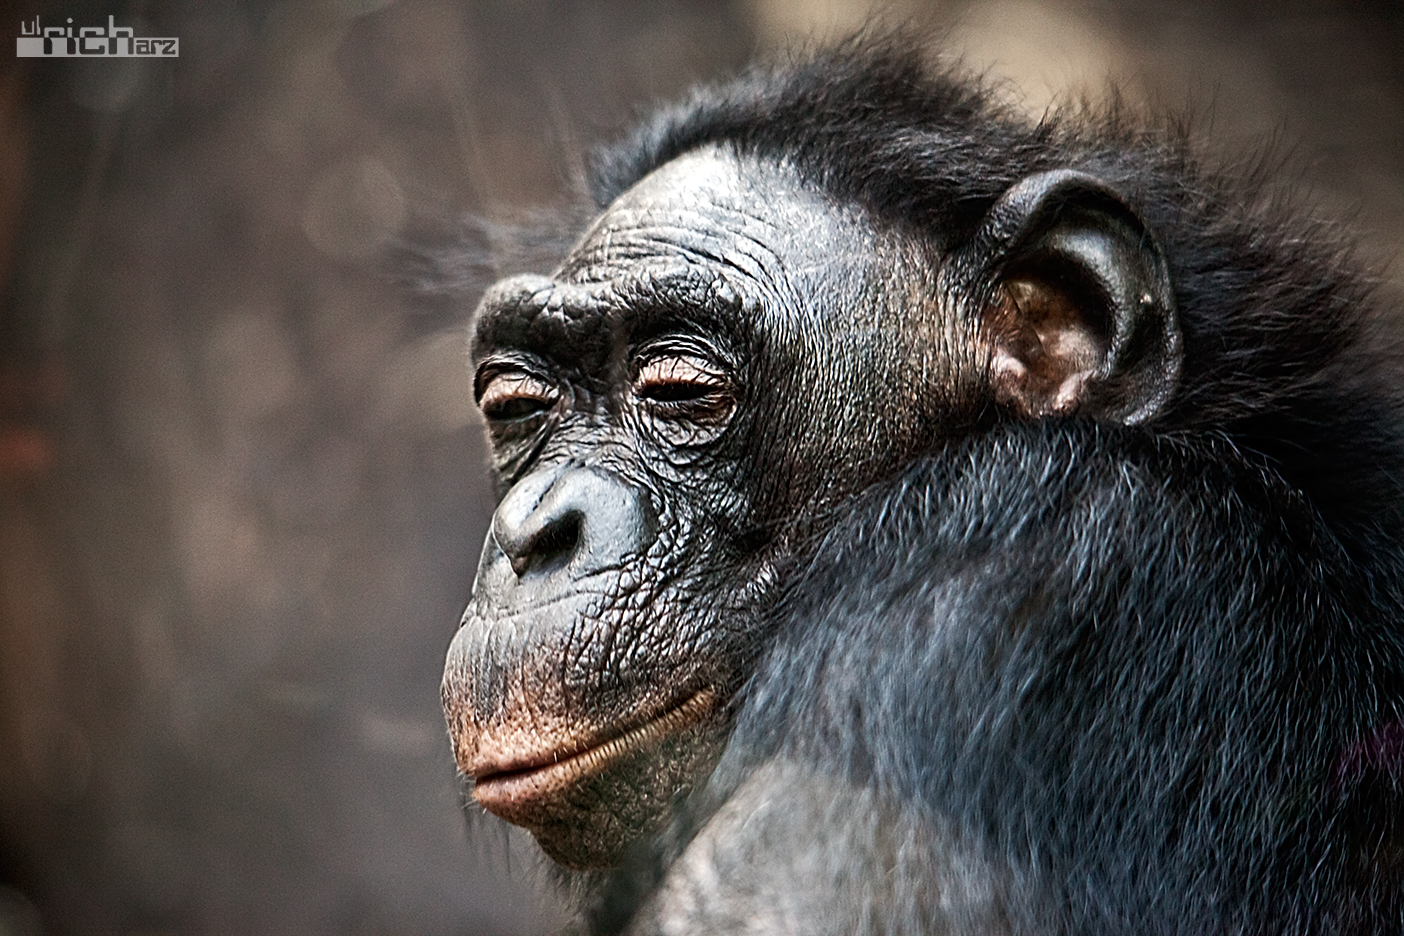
[558,146,876,300]
[471,147,891,365]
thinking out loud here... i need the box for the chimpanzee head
[441,47,1180,870]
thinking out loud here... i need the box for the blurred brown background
[0,1,1399,933]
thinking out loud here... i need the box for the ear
[969,170,1181,425]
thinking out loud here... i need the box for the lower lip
[471,690,720,813]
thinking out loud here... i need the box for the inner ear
[989,262,1114,418]
[974,171,1182,425]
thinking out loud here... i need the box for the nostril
[490,466,654,585]
[509,512,582,579]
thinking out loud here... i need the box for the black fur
[584,39,1404,936]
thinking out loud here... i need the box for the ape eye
[477,370,558,422]
[633,355,735,424]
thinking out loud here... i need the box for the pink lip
[469,689,720,814]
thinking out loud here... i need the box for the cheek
[738,354,884,514]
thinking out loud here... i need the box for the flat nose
[491,465,655,581]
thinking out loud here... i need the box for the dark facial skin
[440,147,985,869]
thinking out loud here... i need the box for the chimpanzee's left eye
[633,354,735,425]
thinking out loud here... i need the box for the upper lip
[468,688,720,784]
[462,576,619,621]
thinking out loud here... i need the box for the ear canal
[970,170,1182,425]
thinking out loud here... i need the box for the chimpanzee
[440,38,1404,935]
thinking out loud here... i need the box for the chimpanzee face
[441,147,978,868]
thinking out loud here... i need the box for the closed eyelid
[635,356,727,388]
[478,371,556,411]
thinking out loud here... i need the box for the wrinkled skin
[441,148,984,868]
